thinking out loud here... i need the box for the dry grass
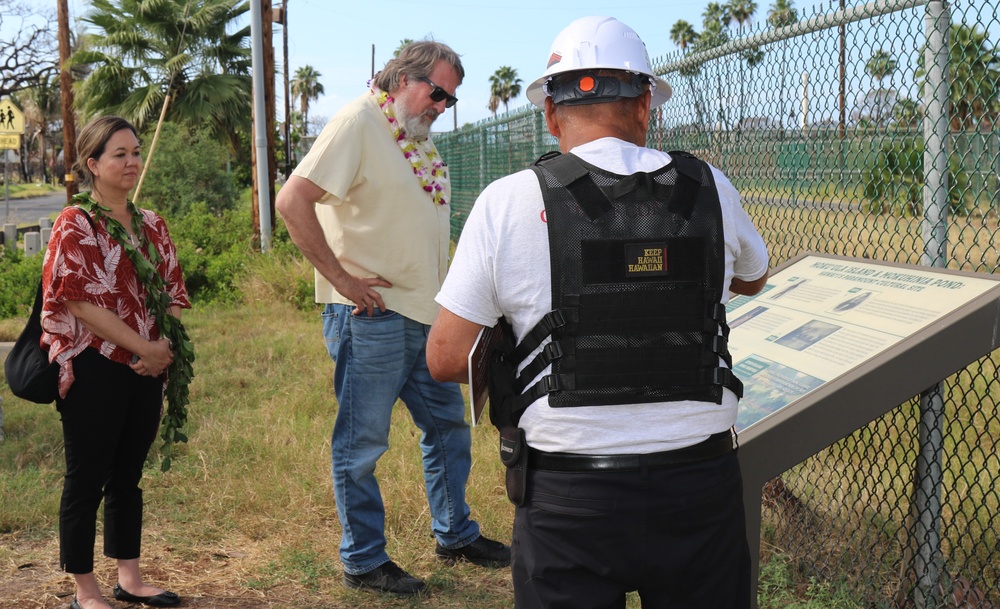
[1,300,517,608]
[749,204,1000,274]
[4,204,1000,608]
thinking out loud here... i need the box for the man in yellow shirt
[276,40,510,596]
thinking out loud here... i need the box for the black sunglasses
[419,76,458,108]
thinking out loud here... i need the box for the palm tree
[487,95,500,119]
[70,0,251,154]
[394,38,414,58]
[703,3,730,31]
[670,20,698,52]
[768,0,798,128]
[693,20,731,130]
[488,66,522,115]
[917,24,1000,131]
[766,0,797,27]
[866,49,898,83]
[866,50,898,125]
[291,65,324,137]
[20,74,61,184]
[892,98,922,131]
[670,20,709,131]
[726,0,761,131]
[727,0,757,33]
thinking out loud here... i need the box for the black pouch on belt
[499,426,528,506]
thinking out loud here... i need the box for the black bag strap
[28,280,45,332]
[73,207,100,245]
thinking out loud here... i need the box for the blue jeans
[322,304,479,574]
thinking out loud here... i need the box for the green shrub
[862,139,974,217]
[0,199,312,320]
[138,122,241,217]
[167,199,313,307]
[0,248,43,319]
[167,202,256,304]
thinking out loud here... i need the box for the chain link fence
[436,0,1000,606]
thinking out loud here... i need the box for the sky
[57,0,768,130]
[275,0,710,130]
[53,0,1000,134]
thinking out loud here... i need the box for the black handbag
[4,281,59,403]
[4,209,98,404]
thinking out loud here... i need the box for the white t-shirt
[293,93,452,325]
[436,137,769,454]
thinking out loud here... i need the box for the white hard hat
[526,16,672,109]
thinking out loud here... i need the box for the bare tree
[0,0,59,97]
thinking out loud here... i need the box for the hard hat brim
[527,73,672,109]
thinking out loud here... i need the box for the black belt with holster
[528,430,735,473]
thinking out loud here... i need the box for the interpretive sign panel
[732,253,1000,609]
[727,254,1000,431]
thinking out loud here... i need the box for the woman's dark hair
[372,40,464,92]
[72,115,139,187]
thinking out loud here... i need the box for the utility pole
[57,0,78,202]
[281,1,291,178]
[251,0,277,251]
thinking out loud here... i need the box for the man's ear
[636,90,652,129]
[544,97,561,140]
[633,90,652,146]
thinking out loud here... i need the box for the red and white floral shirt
[40,206,190,397]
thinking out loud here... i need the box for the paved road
[2,192,70,226]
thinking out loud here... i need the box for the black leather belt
[528,431,734,472]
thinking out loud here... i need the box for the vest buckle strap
[711,368,744,399]
[512,309,570,363]
[710,334,728,354]
[710,302,727,322]
[540,374,564,394]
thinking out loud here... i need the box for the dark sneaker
[435,535,511,568]
[343,560,426,595]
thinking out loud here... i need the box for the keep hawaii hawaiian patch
[625,242,669,277]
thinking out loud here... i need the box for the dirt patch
[2,533,339,608]
[2,529,514,609]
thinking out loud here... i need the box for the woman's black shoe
[113,583,181,607]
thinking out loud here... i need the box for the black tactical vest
[500,151,742,418]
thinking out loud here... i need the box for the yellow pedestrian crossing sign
[0,98,25,134]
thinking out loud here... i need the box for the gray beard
[397,104,433,141]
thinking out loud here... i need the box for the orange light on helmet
[578,75,596,92]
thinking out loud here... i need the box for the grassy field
[4,204,998,607]
[1,297,520,609]
[2,183,63,200]
[0,299,893,609]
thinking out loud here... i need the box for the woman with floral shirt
[40,116,188,609]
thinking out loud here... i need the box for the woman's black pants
[57,347,163,574]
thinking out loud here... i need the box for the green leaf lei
[73,192,195,472]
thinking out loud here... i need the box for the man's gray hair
[372,40,464,92]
